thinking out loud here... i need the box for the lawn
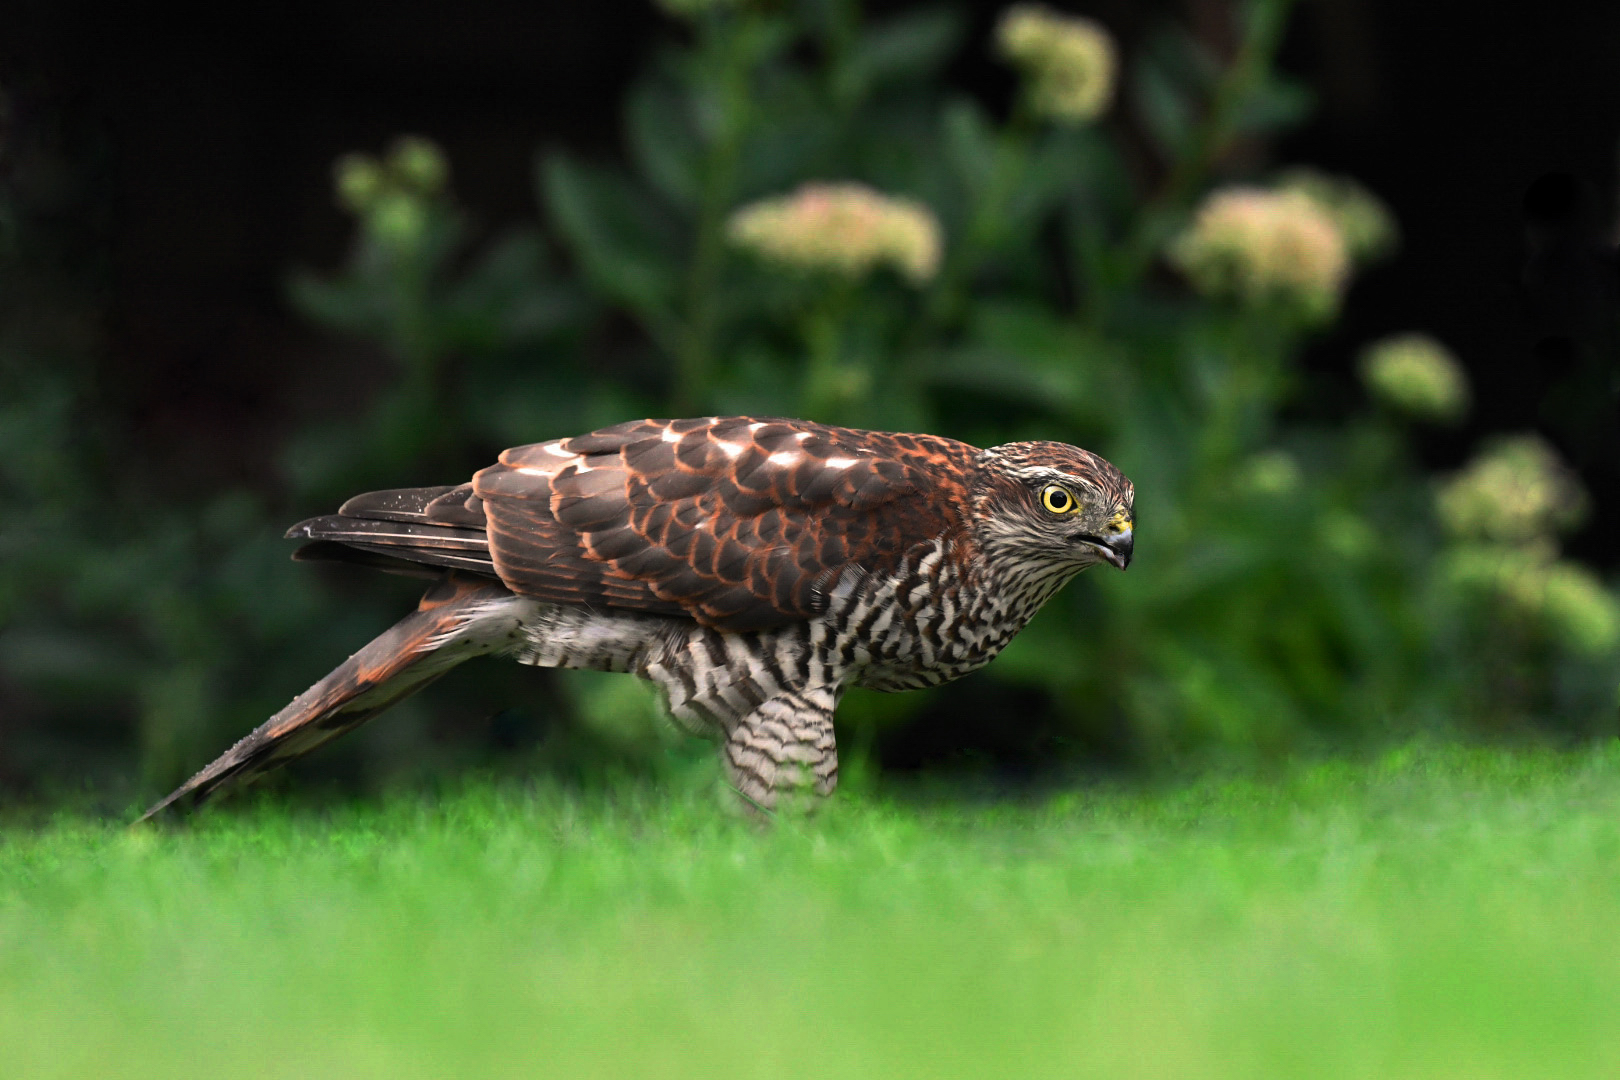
[4,743,1620,1079]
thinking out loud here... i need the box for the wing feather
[285,417,977,631]
[472,416,976,630]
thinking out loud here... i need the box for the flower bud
[334,153,385,214]
[388,136,448,196]
[366,191,429,250]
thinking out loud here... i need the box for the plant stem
[802,280,856,422]
[1120,0,1299,285]
[672,21,754,415]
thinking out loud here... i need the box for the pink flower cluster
[1170,187,1349,319]
[726,182,942,284]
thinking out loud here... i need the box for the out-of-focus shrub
[305,0,1612,763]
[3,0,1616,804]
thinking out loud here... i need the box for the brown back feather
[476,417,978,630]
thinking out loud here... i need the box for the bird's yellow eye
[1041,485,1076,514]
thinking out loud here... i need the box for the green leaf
[1003,133,1089,237]
[1232,75,1315,136]
[927,302,1120,414]
[846,8,961,92]
[626,78,703,208]
[443,230,587,350]
[941,98,996,195]
[1131,27,1217,164]
[1132,52,1195,163]
[538,151,680,332]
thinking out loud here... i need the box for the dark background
[6,0,1619,560]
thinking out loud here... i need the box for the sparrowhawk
[140,417,1134,819]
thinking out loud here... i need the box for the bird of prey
[139,417,1134,820]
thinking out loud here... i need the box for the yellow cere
[1106,511,1132,534]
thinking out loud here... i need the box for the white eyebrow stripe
[768,450,799,466]
[1006,465,1093,489]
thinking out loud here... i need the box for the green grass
[5,744,1620,1078]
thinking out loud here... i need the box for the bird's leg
[721,686,840,814]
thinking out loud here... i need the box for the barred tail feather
[136,573,522,822]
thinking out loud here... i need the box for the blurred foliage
[2,0,1617,806]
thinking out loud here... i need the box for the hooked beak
[1081,527,1133,570]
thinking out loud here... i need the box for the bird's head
[971,441,1135,576]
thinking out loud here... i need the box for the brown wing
[473,417,978,630]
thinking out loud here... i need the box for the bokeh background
[3,0,1619,810]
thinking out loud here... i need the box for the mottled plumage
[140,417,1133,820]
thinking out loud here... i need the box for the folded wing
[291,417,977,630]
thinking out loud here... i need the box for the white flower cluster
[1169,187,1349,320]
[1276,168,1397,265]
[1443,543,1619,654]
[726,182,943,284]
[995,4,1117,125]
[1359,333,1469,423]
[1437,437,1615,653]
[1436,436,1585,544]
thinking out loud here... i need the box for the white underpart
[478,510,1094,743]
[420,595,532,653]
[516,601,669,674]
